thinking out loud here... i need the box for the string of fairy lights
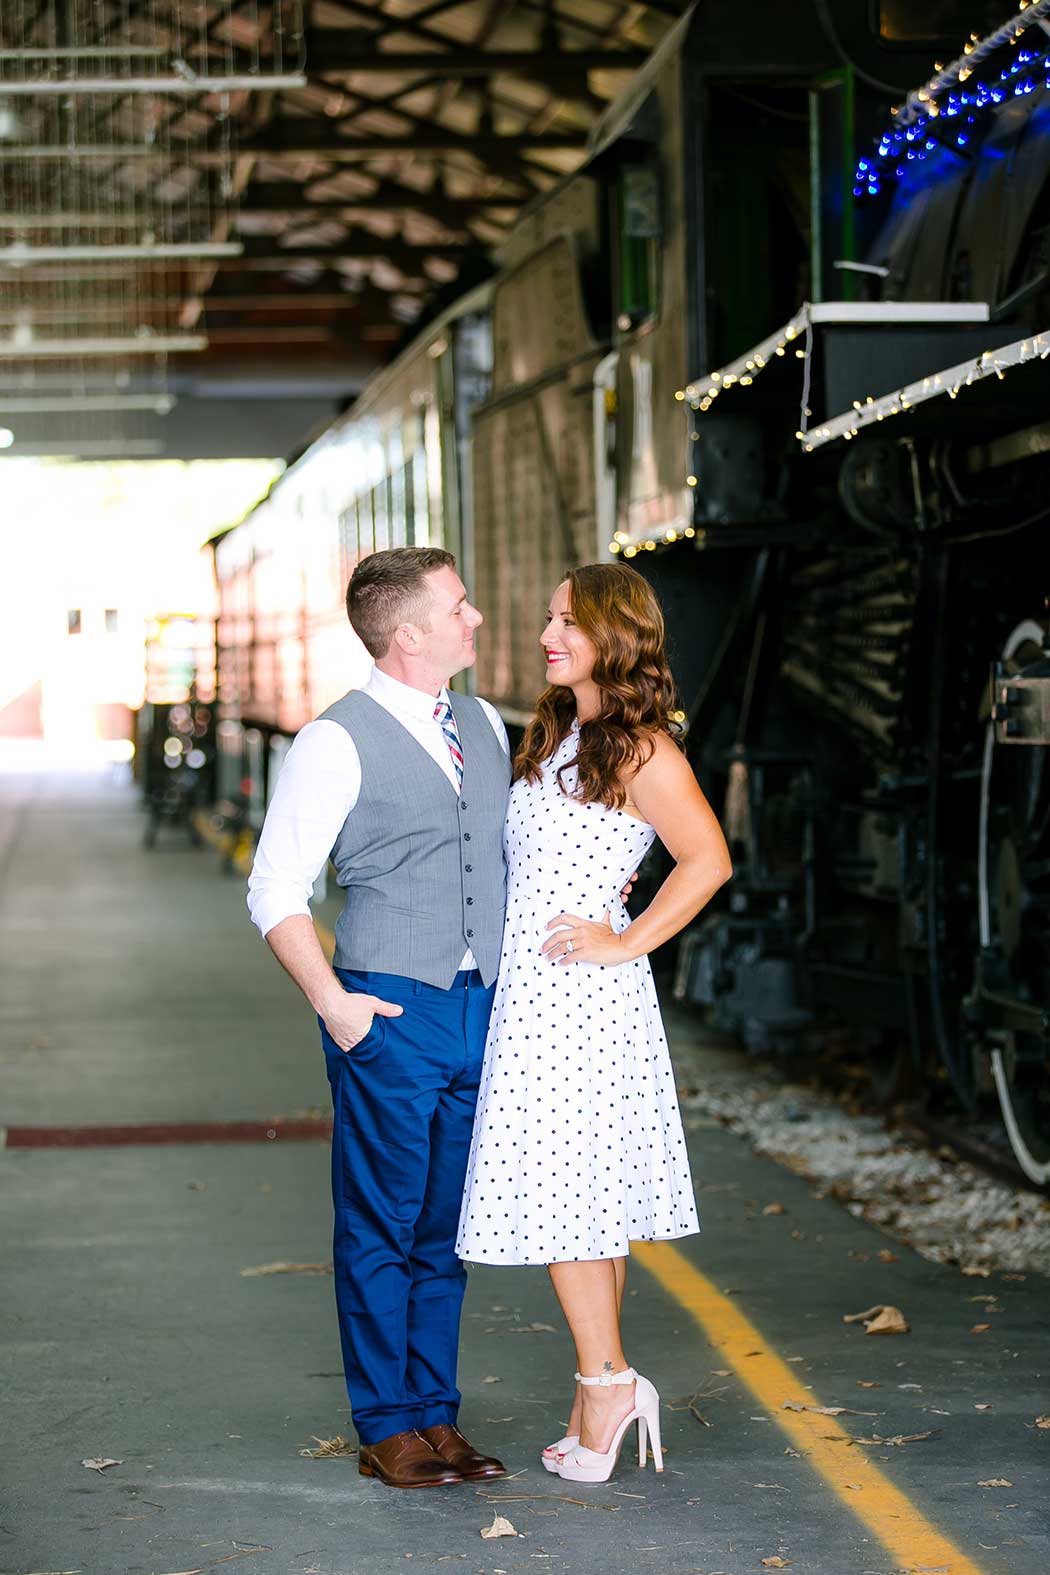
[666,302,1048,458]
[855,0,1050,197]
[609,3,1050,555]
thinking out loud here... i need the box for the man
[248,547,511,1489]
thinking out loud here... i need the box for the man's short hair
[346,546,457,658]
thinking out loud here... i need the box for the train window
[67,608,81,635]
[413,446,430,546]
[877,1,1004,42]
[616,163,661,329]
[104,608,119,634]
[358,492,375,557]
[373,477,390,551]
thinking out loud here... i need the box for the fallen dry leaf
[852,1430,938,1447]
[843,1304,909,1335]
[1035,1416,1050,1429]
[971,1324,991,1334]
[762,1203,786,1216]
[482,1375,502,1383]
[299,1435,357,1458]
[782,1403,878,1417]
[761,1559,792,1569]
[506,1322,556,1335]
[81,1457,122,1473]
[856,1381,880,1389]
[962,1265,991,1278]
[877,1250,898,1263]
[978,1478,1013,1488]
[712,1369,732,1377]
[480,1514,519,1539]
[240,1261,332,1277]
[974,1403,992,1411]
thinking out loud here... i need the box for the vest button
[466,929,474,938]
[463,832,471,841]
[466,897,474,905]
[464,864,473,873]
[460,800,468,810]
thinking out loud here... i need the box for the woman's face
[540,579,597,688]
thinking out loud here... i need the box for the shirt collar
[365,663,450,723]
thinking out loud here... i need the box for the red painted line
[3,1118,333,1149]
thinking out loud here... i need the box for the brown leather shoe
[419,1423,507,1480]
[358,1430,463,1489]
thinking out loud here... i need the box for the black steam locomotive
[212,1,1050,1181]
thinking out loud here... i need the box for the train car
[211,0,1050,1182]
[209,280,494,814]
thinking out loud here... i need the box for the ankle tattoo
[602,1360,614,1374]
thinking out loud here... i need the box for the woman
[456,561,732,1484]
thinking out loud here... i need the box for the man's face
[415,566,484,679]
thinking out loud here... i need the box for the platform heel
[557,1367,663,1484]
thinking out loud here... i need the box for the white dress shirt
[247,665,510,970]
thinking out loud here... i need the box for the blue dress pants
[319,967,495,1446]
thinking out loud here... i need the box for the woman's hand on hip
[541,911,628,966]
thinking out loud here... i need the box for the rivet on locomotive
[210,1,1050,1182]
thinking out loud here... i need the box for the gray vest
[319,689,510,988]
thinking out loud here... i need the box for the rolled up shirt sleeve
[246,719,361,939]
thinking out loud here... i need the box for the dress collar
[365,663,449,723]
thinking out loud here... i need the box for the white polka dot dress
[456,722,700,1265]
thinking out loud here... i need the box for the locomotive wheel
[990,1031,1050,1185]
[978,620,1050,1185]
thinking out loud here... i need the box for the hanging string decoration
[854,0,1050,198]
[660,304,1050,505]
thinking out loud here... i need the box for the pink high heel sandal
[557,1367,663,1484]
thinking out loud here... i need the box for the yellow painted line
[634,1241,987,1575]
[191,810,336,962]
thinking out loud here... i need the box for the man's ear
[392,623,420,655]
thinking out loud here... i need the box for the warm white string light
[610,300,1008,554]
[802,327,1050,449]
[611,299,1038,549]
[671,300,995,464]
[896,0,1050,127]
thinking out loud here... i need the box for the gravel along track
[672,1029,1050,1278]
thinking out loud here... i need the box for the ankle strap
[574,1366,635,1387]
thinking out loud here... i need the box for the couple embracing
[248,547,731,1490]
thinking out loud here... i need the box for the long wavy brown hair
[515,562,682,809]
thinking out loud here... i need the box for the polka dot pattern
[456,721,701,1266]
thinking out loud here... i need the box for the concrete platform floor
[1,757,1048,1575]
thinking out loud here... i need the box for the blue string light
[855,41,1049,198]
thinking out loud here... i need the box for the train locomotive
[210,0,1050,1182]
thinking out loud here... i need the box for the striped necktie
[433,697,464,791]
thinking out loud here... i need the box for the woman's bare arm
[541,732,732,966]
